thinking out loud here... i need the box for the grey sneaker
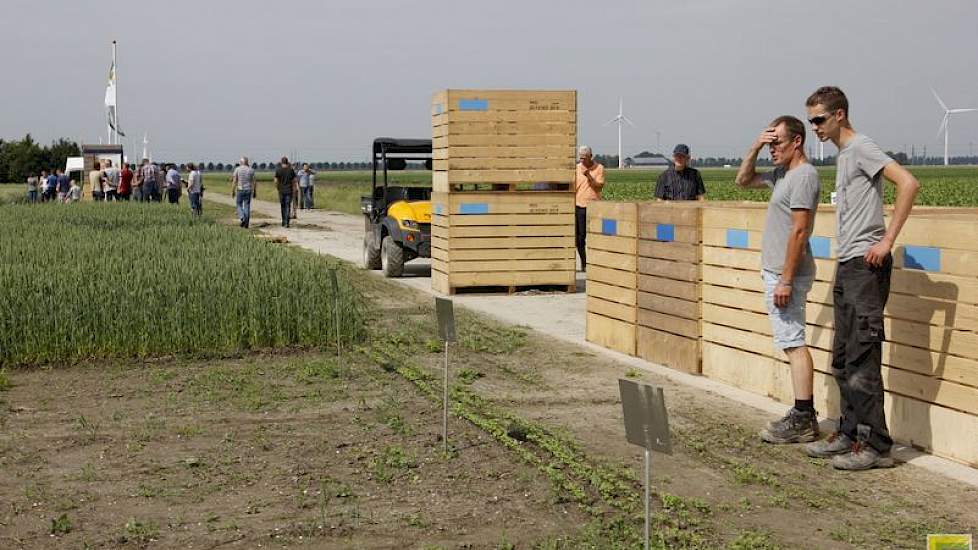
[832,441,895,470]
[805,431,854,458]
[760,408,819,444]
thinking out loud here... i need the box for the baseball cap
[673,144,690,156]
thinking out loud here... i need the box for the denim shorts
[762,270,813,350]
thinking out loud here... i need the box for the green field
[0,203,365,367]
[200,166,978,215]
[7,165,976,215]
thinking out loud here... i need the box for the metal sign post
[328,268,340,357]
[619,379,672,550]
[435,297,456,455]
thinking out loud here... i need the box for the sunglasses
[807,112,834,126]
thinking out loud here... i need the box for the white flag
[105,61,125,137]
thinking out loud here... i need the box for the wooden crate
[430,191,576,294]
[585,202,638,355]
[636,202,703,373]
[431,90,577,193]
[429,89,578,294]
[699,203,978,466]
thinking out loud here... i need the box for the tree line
[0,135,80,182]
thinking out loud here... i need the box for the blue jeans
[27,190,38,203]
[301,186,314,209]
[236,190,252,228]
[279,192,292,227]
[189,192,202,216]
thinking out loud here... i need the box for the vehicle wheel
[363,232,381,270]
[381,235,404,278]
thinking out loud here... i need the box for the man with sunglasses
[654,144,705,201]
[736,116,821,446]
[803,86,920,470]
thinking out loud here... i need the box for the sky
[3,0,978,163]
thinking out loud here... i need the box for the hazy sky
[3,0,978,162]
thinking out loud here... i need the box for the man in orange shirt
[574,145,605,271]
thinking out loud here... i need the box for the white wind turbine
[604,98,635,169]
[932,88,977,166]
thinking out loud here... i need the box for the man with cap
[654,144,705,201]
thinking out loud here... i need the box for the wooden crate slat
[587,296,637,324]
[586,312,636,356]
[587,265,637,289]
[433,145,576,160]
[637,291,700,320]
[637,257,700,282]
[637,309,700,339]
[636,325,701,374]
[433,134,577,148]
[434,158,574,171]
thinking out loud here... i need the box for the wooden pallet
[430,191,576,294]
[584,201,639,355]
[432,89,577,193]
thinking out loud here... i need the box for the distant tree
[885,151,909,165]
[251,162,258,170]
[207,162,215,170]
[212,162,221,171]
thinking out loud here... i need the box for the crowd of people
[24,158,206,217]
[23,157,320,223]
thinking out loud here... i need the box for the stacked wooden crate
[635,202,703,373]
[585,202,638,355]
[430,90,578,294]
[698,204,978,466]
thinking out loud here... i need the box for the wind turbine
[604,98,635,169]
[932,88,977,166]
[142,132,150,161]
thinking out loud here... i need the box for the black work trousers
[832,254,893,454]
[575,206,587,271]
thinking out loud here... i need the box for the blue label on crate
[458,99,489,111]
[810,236,832,258]
[434,204,444,215]
[656,224,675,242]
[903,245,941,272]
[458,202,489,215]
[726,229,749,249]
[434,104,444,115]
[601,218,618,236]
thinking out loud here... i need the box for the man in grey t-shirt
[803,86,920,471]
[736,115,822,445]
[231,157,257,228]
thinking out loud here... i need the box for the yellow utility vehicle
[360,138,432,277]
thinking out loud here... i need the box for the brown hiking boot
[804,431,853,458]
[832,440,895,470]
[760,408,819,444]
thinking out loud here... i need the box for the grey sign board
[619,379,672,454]
[435,297,456,343]
[328,268,339,294]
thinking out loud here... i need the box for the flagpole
[112,40,118,146]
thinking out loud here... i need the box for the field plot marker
[619,379,672,550]
[328,268,341,357]
[435,297,456,455]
